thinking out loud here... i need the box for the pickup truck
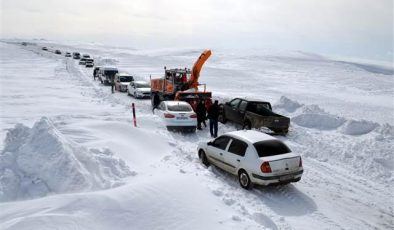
[219,98,290,134]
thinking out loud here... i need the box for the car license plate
[177,117,187,120]
[279,175,293,181]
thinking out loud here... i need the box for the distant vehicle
[21,42,27,46]
[98,67,119,85]
[85,58,94,68]
[114,73,134,92]
[220,98,290,134]
[82,54,90,58]
[127,81,151,98]
[197,130,303,189]
[42,47,48,51]
[55,50,61,55]
[79,59,86,65]
[65,52,72,57]
[73,52,81,59]
[154,101,197,132]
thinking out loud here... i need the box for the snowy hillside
[0,41,393,230]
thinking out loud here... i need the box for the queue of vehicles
[39,45,302,189]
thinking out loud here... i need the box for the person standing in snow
[207,100,219,137]
[196,100,207,130]
[110,75,115,93]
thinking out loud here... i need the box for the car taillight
[164,113,175,118]
[261,162,272,173]
[299,157,302,167]
[190,114,197,118]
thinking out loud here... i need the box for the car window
[167,104,192,112]
[228,138,248,156]
[230,99,241,108]
[254,140,291,157]
[239,100,248,111]
[212,136,231,150]
[120,76,134,82]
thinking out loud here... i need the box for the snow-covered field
[0,41,393,230]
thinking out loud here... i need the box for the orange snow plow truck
[150,49,212,111]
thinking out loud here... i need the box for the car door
[235,100,248,124]
[225,99,241,122]
[206,136,231,171]
[222,138,249,174]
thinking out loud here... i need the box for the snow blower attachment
[150,50,212,111]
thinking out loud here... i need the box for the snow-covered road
[0,42,393,230]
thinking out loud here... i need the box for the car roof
[162,101,190,106]
[102,66,118,70]
[224,130,277,144]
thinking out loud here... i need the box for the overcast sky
[1,0,393,62]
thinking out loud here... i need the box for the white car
[197,130,303,189]
[154,101,197,132]
[127,81,151,98]
[114,73,134,92]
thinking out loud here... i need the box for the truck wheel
[219,112,227,124]
[243,120,251,130]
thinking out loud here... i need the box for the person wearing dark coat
[196,100,207,130]
[110,75,115,93]
[207,100,219,137]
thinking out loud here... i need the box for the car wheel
[238,170,253,189]
[243,120,252,130]
[198,150,210,167]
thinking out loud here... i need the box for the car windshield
[120,76,133,82]
[135,83,150,88]
[254,140,291,157]
[167,104,192,112]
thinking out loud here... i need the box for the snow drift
[0,117,132,201]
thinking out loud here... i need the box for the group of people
[196,99,220,138]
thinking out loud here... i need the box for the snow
[0,41,393,230]
[0,117,132,201]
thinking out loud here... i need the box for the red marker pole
[132,103,137,127]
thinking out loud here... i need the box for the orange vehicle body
[150,50,212,110]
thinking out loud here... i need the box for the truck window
[247,102,275,116]
[239,100,248,111]
[230,99,241,108]
[228,138,248,156]
[212,136,231,150]
[254,140,291,157]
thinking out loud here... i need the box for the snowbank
[340,119,379,135]
[0,117,132,201]
[292,113,345,130]
[275,96,381,135]
[273,96,303,113]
